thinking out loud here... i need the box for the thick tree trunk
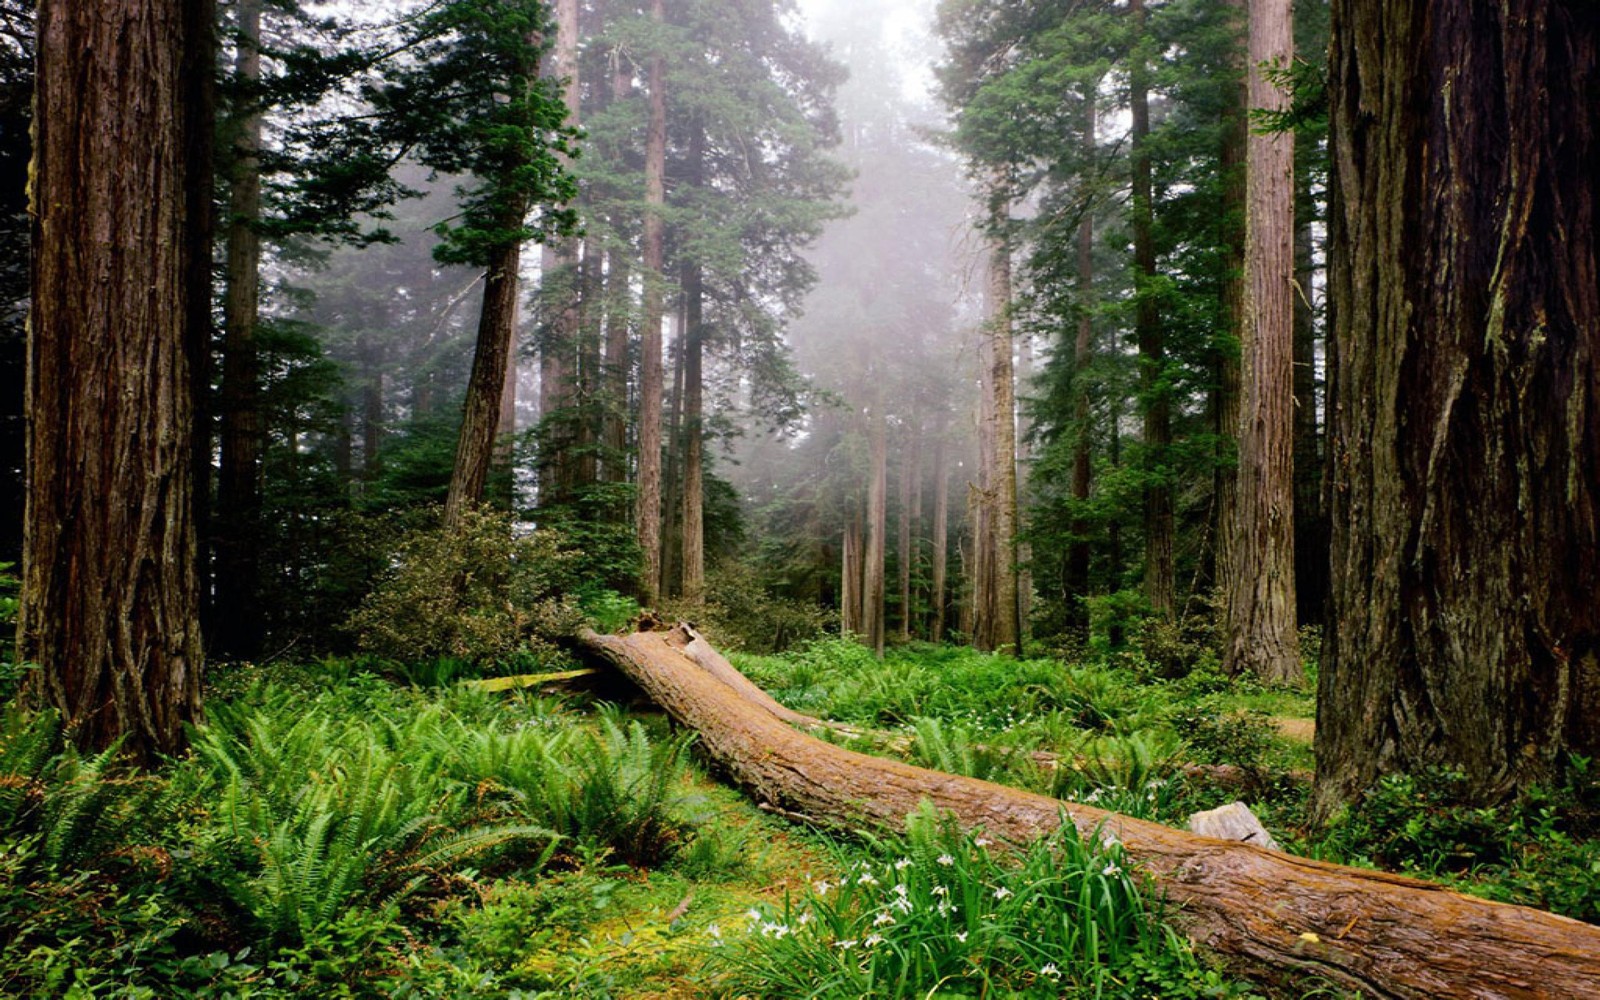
[23,0,207,757]
[1067,87,1098,639]
[680,268,706,602]
[930,425,949,642]
[1316,0,1600,813]
[1291,174,1325,625]
[537,0,581,507]
[970,326,996,649]
[635,4,667,604]
[578,624,1600,1000]
[1223,0,1300,684]
[602,242,632,485]
[986,223,1021,654]
[897,422,919,641]
[840,509,864,636]
[679,121,707,603]
[863,384,888,656]
[445,233,526,525]
[1130,0,1174,619]
[662,319,685,595]
[1213,0,1246,611]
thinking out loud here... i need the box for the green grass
[3,631,1591,999]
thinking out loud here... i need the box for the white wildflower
[797,910,814,926]
[894,857,913,871]
[973,837,992,848]
[857,872,880,886]
[954,930,969,943]
[873,911,896,927]
[890,895,914,913]
[1040,962,1061,980]
[936,853,955,866]
[835,939,858,951]
[707,923,722,939]
[746,908,763,923]
[1102,862,1122,878]
[930,884,949,897]
[864,933,884,948]
[813,880,831,896]
[992,886,1013,900]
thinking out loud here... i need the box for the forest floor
[3,633,1597,998]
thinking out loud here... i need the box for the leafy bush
[1170,700,1277,775]
[696,560,836,654]
[346,506,585,666]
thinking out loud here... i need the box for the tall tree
[22,0,210,755]
[975,201,1021,654]
[1314,0,1600,814]
[1222,0,1299,682]
[216,0,266,659]
[1129,0,1174,620]
[379,1,576,525]
[635,0,668,604]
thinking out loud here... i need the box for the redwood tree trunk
[635,1,668,603]
[1130,0,1174,619]
[1291,172,1326,625]
[863,381,888,656]
[987,221,1021,654]
[23,0,207,756]
[930,425,949,642]
[679,121,707,602]
[1213,0,1246,611]
[445,231,526,525]
[1223,0,1300,683]
[1315,0,1600,814]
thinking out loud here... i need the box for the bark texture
[635,2,667,604]
[578,624,1600,1000]
[1316,0,1600,813]
[1223,0,1300,683]
[23,0,206,756]
[863,384,888,656]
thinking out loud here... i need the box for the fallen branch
[575,623,1600,1000]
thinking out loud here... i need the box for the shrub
[663,560,835,654]
[346,506,585,666]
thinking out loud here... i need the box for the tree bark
[1130,0,1174,620]
[635,1,668,604]
[1291,168,1325,625]
[23,0,207,757]
[578,624,1600,1000]
[1316,0,1600,813]
[679,123,707,603]
[602,242,632,485]
[897,420,919,642]
[840,507,863,637]
[537,0,581,507]
[1213,0,1247,612]
[1223,0,1300,684]
[445,230,527,525]
[863,382,888,657]
[986,220,1021,655]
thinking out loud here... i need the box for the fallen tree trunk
[575,624,1600,1000]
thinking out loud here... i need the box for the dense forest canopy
[3,0,1598,995]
